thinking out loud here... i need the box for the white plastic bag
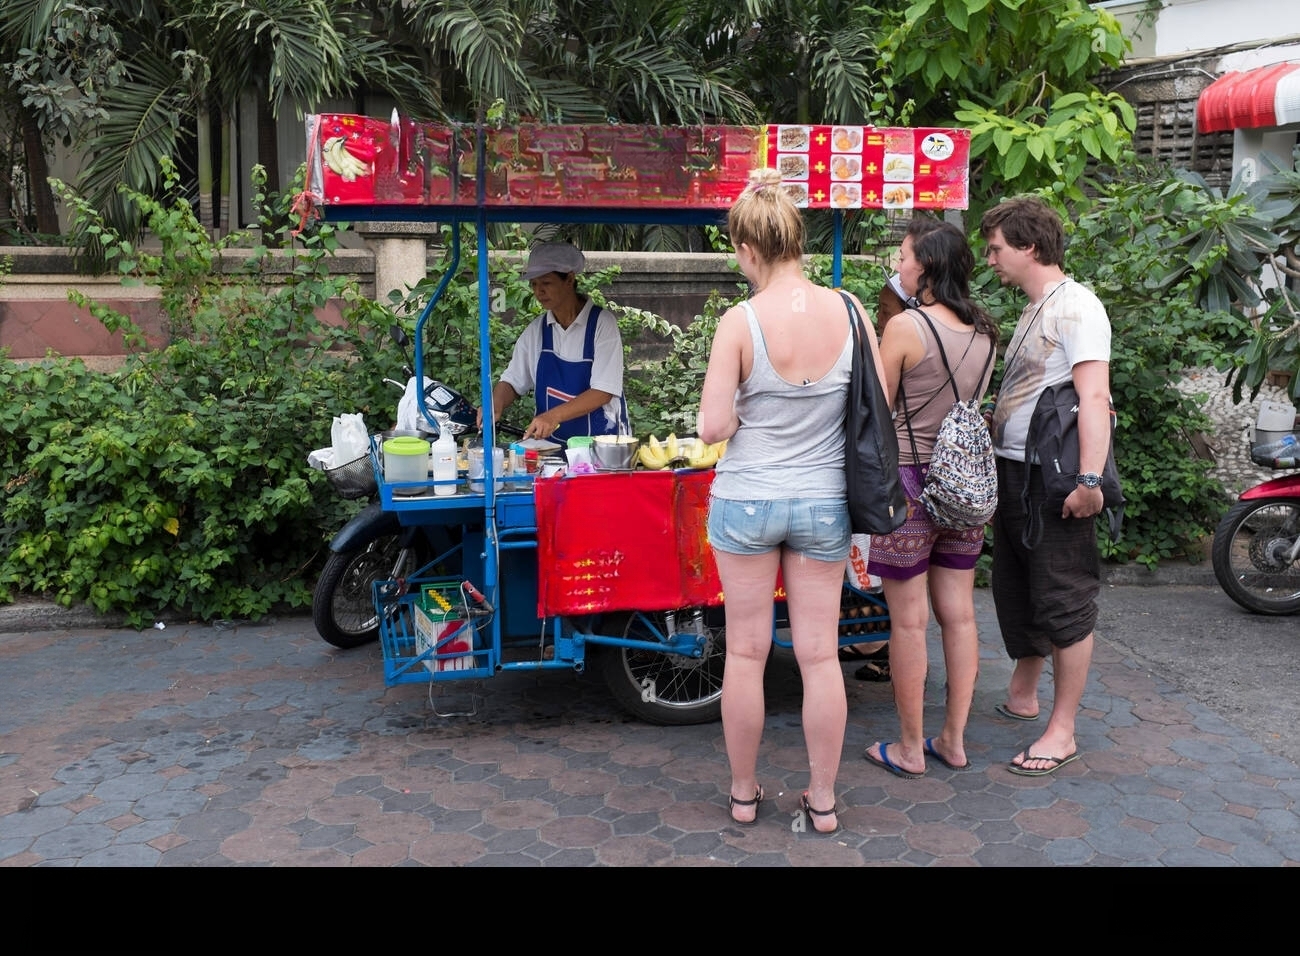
[845,534,881,591]
[331,413,369,464]
[396,376,435,433]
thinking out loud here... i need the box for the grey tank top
[710,300,853,501]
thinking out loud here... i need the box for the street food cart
[306,114,971,723]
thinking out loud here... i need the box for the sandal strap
[801,792,835,816]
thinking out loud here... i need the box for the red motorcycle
[1212,413,1300,615]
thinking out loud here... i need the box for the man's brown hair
[979,195,1065,268]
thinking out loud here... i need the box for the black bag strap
[914,307,993,406]
[1021,391,1048,549]
[841,290,866,360]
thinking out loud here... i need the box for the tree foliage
[3,0,1140,245]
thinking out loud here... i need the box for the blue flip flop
[924,737,972,771]
[863,741,924,779]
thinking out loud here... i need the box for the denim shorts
[707,496,851,563]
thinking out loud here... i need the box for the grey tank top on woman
[710,300,853,501]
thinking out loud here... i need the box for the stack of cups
[469,444,505,493]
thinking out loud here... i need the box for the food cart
[306,114,971,724]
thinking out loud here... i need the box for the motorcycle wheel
[595,608,725,726]
[1211,497,1300,615]
[312,534,427,648]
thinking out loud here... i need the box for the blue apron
[536,305,629,442]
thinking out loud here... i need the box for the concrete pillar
[355,221,442,301]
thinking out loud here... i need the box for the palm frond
[77,49,200,238]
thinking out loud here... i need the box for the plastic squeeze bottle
[431,427,458,496]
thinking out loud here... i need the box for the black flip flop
[995,703,1039,722]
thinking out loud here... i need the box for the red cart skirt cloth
[534,469,723,616]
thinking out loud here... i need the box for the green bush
[0,164,408,625]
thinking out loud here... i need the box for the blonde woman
[698,167,885,834]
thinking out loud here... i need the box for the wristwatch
[1076,472,1103,489]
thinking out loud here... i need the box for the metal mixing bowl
[591,436,640,470]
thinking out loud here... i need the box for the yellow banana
[637,443,669,470]
[688,439,719,468]
[665,433,680,462]
[648,434,663,455]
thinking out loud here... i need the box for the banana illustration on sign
[323,136,370,182]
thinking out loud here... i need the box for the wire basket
[325,453,378,499]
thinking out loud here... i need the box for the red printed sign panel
[308,115,970,211]
[461,124,762,208]
[766,125,970,210]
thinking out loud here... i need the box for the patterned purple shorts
[867,464,985,581]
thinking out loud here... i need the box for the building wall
[1098,1,1300,59]
[1097,2,1300,191]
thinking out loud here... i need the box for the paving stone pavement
[2,584,1299,867]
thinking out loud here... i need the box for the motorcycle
[1211,415,1300,615]
[312,325,510,648]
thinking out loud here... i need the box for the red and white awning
[1197,62,1300,133]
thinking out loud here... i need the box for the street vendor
[477,241,630,442]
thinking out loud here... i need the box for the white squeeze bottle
[431,427,458,496]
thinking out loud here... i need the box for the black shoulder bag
[1022,382,1125,549]
[840,291,907,535]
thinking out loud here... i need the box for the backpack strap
[900,309,993,462]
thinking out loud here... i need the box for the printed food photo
[882,153,914,181]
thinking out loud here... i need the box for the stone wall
[0,245,742,368]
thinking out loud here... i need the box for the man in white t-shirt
[478,242,629,442]
[981,195,1113,779]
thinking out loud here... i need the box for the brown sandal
[728,785,764,826]
[799,791,840,834]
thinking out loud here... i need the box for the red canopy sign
[307,114,970,211]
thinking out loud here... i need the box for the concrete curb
[0,560,1220,635]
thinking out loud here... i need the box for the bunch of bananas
[637,433,728,470]
[323,136,370,182]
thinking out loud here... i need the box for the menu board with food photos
[308,114,969,211]
[767,125,970,210]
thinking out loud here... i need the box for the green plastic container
[382,435,430,491]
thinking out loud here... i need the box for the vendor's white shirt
[499,299,625,428]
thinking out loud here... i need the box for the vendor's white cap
[886,272,908,300]
[524,242,585,280]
